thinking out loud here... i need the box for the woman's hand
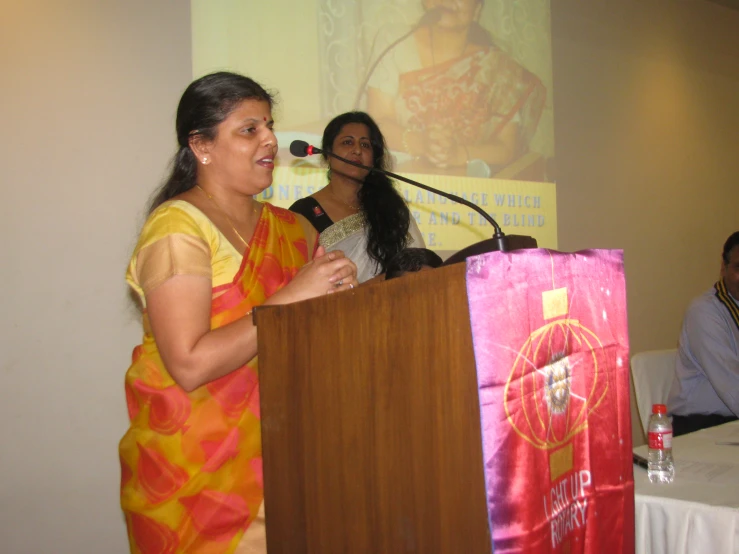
[425,126,467,168]
[270,246,358,305]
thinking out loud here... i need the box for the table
[633,421,739,553]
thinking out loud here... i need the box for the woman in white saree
[290,111,424,283]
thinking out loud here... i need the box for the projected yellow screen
[192,0,556,250]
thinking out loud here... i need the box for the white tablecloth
[634,421,739,554]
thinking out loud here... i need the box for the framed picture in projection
[192,0,557,252]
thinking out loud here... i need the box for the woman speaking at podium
[119,72,357,553]
[290,111,424,283]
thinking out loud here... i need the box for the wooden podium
[256,263,493,553]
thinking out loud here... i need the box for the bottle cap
[652,403,667,414]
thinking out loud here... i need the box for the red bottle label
[648,430,672,449]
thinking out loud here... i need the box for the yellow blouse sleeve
[295,213,319,261]
[127,202,213,302]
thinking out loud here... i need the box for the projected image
[192,0,556,251]
[345,0,549,181]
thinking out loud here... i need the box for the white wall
[1,1,738,551]
[0,2,190,552]
[551,0,739,444]
[553,0,739,351]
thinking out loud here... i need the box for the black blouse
[289,197,335,233]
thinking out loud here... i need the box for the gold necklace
[328,185,360,211]
[196,185,256,249]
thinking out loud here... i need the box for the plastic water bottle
[647,404,675,484]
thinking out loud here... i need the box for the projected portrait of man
[364,0,547,178]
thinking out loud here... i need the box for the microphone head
[289,140,311,158]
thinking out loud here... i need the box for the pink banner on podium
[466,249,634,554]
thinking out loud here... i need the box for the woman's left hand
[268,246,358,305]
[316,246,359,294]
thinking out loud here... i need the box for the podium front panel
[257,264,492,554]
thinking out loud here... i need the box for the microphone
[289,139,509,254]
[289,140,317,158]
[352,8,443,110]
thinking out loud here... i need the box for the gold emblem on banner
[503,287,609,452]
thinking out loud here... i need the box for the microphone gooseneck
[288,139,507,247]
[352,8,443,110]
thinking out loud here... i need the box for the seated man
[385,248,443,280]
[668,231,739,436]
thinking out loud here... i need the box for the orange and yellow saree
[120,200,313,553]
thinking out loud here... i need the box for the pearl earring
[202,157,208,164]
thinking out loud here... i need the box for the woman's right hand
[271,246,358,305]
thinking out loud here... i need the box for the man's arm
[684,299,739,416]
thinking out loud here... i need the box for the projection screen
[192,0,556,252]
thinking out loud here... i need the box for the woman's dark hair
[148,72,275,213]
[385,248,443,280]
[723,231,739,265]
[322,111,412,273]
[466,0,493,47]
[467,21,493,46]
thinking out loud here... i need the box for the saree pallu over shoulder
[120,204,309,554]
[398,45,546,151]
[318,212,425,283]
[318,212,366,250]
[318,213,378,283]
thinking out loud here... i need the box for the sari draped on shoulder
[370,38,546,155]
[318,212,425,283]
[120,202,310,554]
